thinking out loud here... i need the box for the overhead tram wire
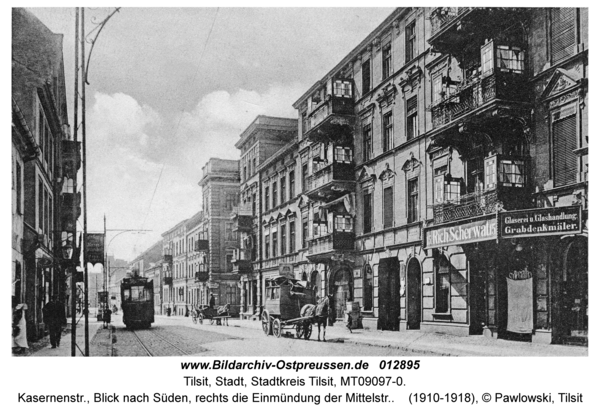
[133,8,221,253]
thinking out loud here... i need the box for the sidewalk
[224,318,588,357]
[15,318,110,357]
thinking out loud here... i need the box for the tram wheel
[272,319,282,338]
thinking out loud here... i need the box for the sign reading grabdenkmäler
[500,205,582,239]
[86,233,105,266]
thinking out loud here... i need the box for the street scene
[12,7,588,357]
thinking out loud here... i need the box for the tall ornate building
[12,8,79,340]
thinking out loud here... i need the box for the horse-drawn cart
[195,304,231,326]
[261,276,316,339]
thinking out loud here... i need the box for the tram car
[120,275,154,329]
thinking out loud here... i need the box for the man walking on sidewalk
[42,295,65,348]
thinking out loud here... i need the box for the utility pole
[70,7,79,358]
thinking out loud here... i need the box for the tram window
[123,289,131,301]
[130,286,149,301]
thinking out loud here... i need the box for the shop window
[407,178,419,223]
[363,265,374,312]
[383,186,393,228]
[383,111,394,152]
[334,80,352,98]
[435,256,450,314]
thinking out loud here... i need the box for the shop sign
[85,233,105,266]
[207,282,219,289]
[424,218,497,249]
[279,263,294,277]
[500,205,582,239]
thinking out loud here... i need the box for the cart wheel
[272,319,282,338]
[295,324,305,339]
[261,311,271,335]
[304,323,312,340]
[198,315,204,325]
[210,318,215,325]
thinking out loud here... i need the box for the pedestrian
[185,306,189,317]
[12,297,29,354]
[166,307,171,317]
[103,307,112,329]
[209,293,215,309]
[112,304,118,315]
[42,295,65,349]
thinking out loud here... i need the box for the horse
[300,295,332,342]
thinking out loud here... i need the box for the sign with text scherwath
[500,205,582,239]
[424,218,497,249]
[85,233,105,266]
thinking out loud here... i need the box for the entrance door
[469,266,486,335]
[378,258,400,331]
[333,268,351,319]
[560,238,588,344]
[406,258,421,330]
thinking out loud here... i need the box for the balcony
[163,276,173,285]
[432,187,530,225]
[306,162,355,201]
[429,8,528,55]
[60,192,82,232]
[305,96,354,145]
[61,140,81,179]
[195,271,209,283]
[195,240,209,252]
[431,72,529,129]
[231,206,254,233]
[232,248,253,274]
[306,231,355,263]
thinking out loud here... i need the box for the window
[552,106,578,187]
[334,80,352,98]
[363,265,373,311]
[243,166,247,182]
[405,21,416,62]
[499,159,526,187]
[383,186,393,228]
[289,220,296,253]
[432,73,443,104]
[289,170,295,199]
[551,8,576,64]
[38,181,43,231]
[253,158,257,175]
[467,158,484,193]
[302,220,309,248]
[362,122,372,161]
[363,192,373,233]
[226,252,233,272]
[383,112,393,152]
[252,193,257,216]
[280,176,286,204]
[481,41,494,76]
[433,166,446,205]
[226,285,238,305]
[272,182,278,208]
[225,192,237,210]
[16,162,22,214]
[280,223,286,255]
[407,178,419,223]
[406,96,418,140]
[362,59,371,95]
[435,256,450,313]
[264,234,270,259]
[382,42,392,79]
[496,45,524,74]
[272,230,278,258]
[226,222,235,241]
[301,164,308,192]
[334,215,353,232]
[334,147,352,163]
[265,185,270,211]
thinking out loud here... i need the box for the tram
[120,275,154,329]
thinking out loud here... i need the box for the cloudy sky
[27,7,395,261]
